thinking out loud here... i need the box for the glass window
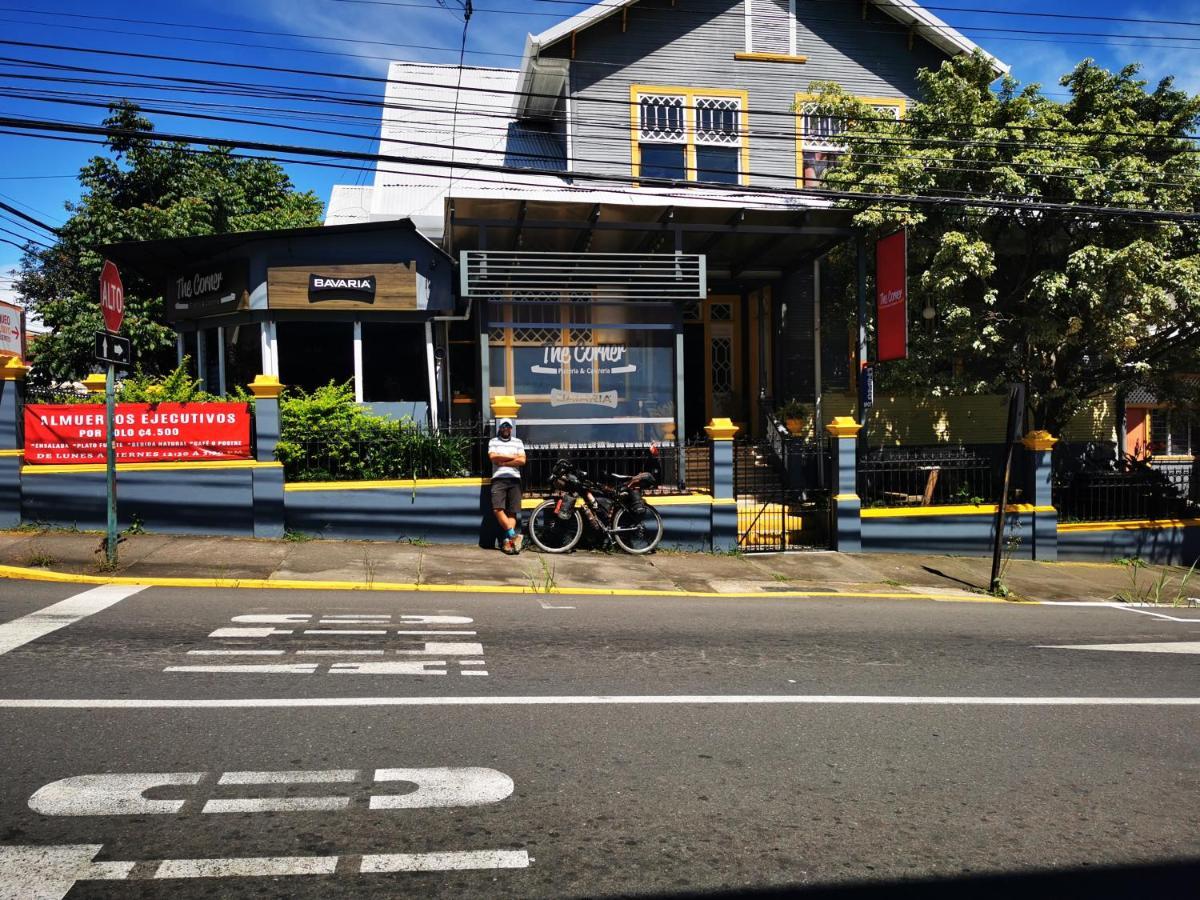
[696,146,739,184]
[201,328,221,394]
[277,322,354,394]
[639,143,686,180]
[361,323,427,402]
[798,98,902,187]
[223,323,261,395]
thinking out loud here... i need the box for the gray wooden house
[320,0,1004,445]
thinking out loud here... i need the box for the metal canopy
[449,198,854,281]
[461,251,706,300]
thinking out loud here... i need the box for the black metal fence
[522,442,691,496]
[733,426,832,552]
[858,444,1004,508]
[1053,446,1198,521]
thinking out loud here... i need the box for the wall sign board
[269,264,419,310]
[167,262,249,321]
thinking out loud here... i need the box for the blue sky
[1,0,1197,303]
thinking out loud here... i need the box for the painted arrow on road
[1039,641,1200,654]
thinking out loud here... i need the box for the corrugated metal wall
[544,0,948,188]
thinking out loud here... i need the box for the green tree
[16,102,323,385]
[809,54,1200,433]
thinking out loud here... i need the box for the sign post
[98,260,124,567]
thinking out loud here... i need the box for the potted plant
[776,398,809,436]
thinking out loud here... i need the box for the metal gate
[734,436,831,552]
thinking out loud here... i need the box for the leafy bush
[72,358,234,404]
[274,382,471,482]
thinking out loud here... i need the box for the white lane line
[154,855,339,879]
[218,770,358,784]
[538,601,576,610]
[209,627,293,638]
[360,850,529,872]
[461,671,489,676]
[370,767,514,809]
[1114,606,1200,623]
[296,649,386,656]
[200,797,349,813]
[1039,641,1200,654]
[0,585,146,656]
[395,630,477,636]
[4,694,1200,709]
[460,660,486,666]
[303,629,388,635]
[163,664,318,674]
[329,661,447,675]
[187,650,285,656]
[396,642,484,656]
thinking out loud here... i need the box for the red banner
[24,402,252,465]
[875,230,908,362]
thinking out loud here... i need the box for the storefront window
[223,323,261,395]
[277,322,354,393]
[361,323,427,403]
[488,297,676,443]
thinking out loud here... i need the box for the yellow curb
[0,564,1020,603]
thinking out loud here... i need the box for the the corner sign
[875,229,907,362]
[166,262,249,321]
[308,273,376,303]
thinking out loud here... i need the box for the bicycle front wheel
[527,499,584,553]
[612,505,664,554]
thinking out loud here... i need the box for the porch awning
[447,198,855,283]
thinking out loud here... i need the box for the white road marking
[462,670,490,676]
[296,649,386,655]
[231,614,312,624]
[538,601,576,610]
[0,844,526,897]
[6,694,1200,709]
[1114,606,1200,623]
[29,773,203,816]
[186,650,285,656]
[400,615,473,625]
[330,661,447,675]
[208,627,293,638]
[322,614,391,620]
[163,664,319,674]
[360,850,529,872]
[218,770,358,784]
[460,660,486,665]
[153,855,339,878]
[1040,641,1200,654]
[397,641,484,656]
[395,630,477,636]
[303,629,387,635]
[200,797,349,813]
[0,585,145,656]
[370,768,514,809]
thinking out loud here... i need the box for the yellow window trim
[630,84,751,187]
[795,93,906,188]
[734,52,808,64]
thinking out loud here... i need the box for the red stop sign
[99,259,124,334]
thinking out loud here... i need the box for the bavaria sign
[99,259,124,334]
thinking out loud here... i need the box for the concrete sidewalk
[0,527,1195,604]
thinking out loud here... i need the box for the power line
[0,110,1194,224]
[0,198,56,235]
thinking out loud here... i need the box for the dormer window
[633,87,749,186]
[745,0,796,57]
[797,95,905,187]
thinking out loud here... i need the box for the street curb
[0,564,1020,603]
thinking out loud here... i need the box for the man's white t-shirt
[488,436,525,480]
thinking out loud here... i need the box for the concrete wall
[21,464,262,536]
[1058,523,1200,568]
[860,507,1036,559]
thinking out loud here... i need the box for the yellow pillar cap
[1022,430,1059,451]
[248,374,284,399]
[491,395,521,419]
[0,355,30,381]
[825,416,863,438]
[705,417,739,441]
[81,372,107,393]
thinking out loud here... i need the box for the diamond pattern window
[798,97,904,188]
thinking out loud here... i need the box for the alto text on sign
[98,260,124,334]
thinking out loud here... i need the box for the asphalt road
[0,578,1196,898]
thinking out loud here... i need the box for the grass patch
[24,548,56,568]
[283,529,315,543]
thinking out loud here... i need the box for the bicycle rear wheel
[527,499,584,553]
[612,505,663,554]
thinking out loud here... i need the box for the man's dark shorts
[491,478,522,517]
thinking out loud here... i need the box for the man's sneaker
[512,534,523,554]
[502,538,515,555]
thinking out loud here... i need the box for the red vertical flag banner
[875,230,908,362]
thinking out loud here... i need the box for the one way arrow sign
[94,331,133,368]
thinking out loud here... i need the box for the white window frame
[632,87,749,186]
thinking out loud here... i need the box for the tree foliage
[16,102,323,385]
[810,54,1200,432]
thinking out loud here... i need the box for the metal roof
[527,0,1008,74]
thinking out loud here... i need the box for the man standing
[488,418,526,554]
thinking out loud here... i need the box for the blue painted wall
[861,511,1035,559]
[1058,526,1199,567]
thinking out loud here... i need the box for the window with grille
[745,0,795,56]
[797,96,904,187]
[633,88,748,186]
[1149,408,1195,457]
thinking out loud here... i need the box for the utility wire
[0,198,56,235]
